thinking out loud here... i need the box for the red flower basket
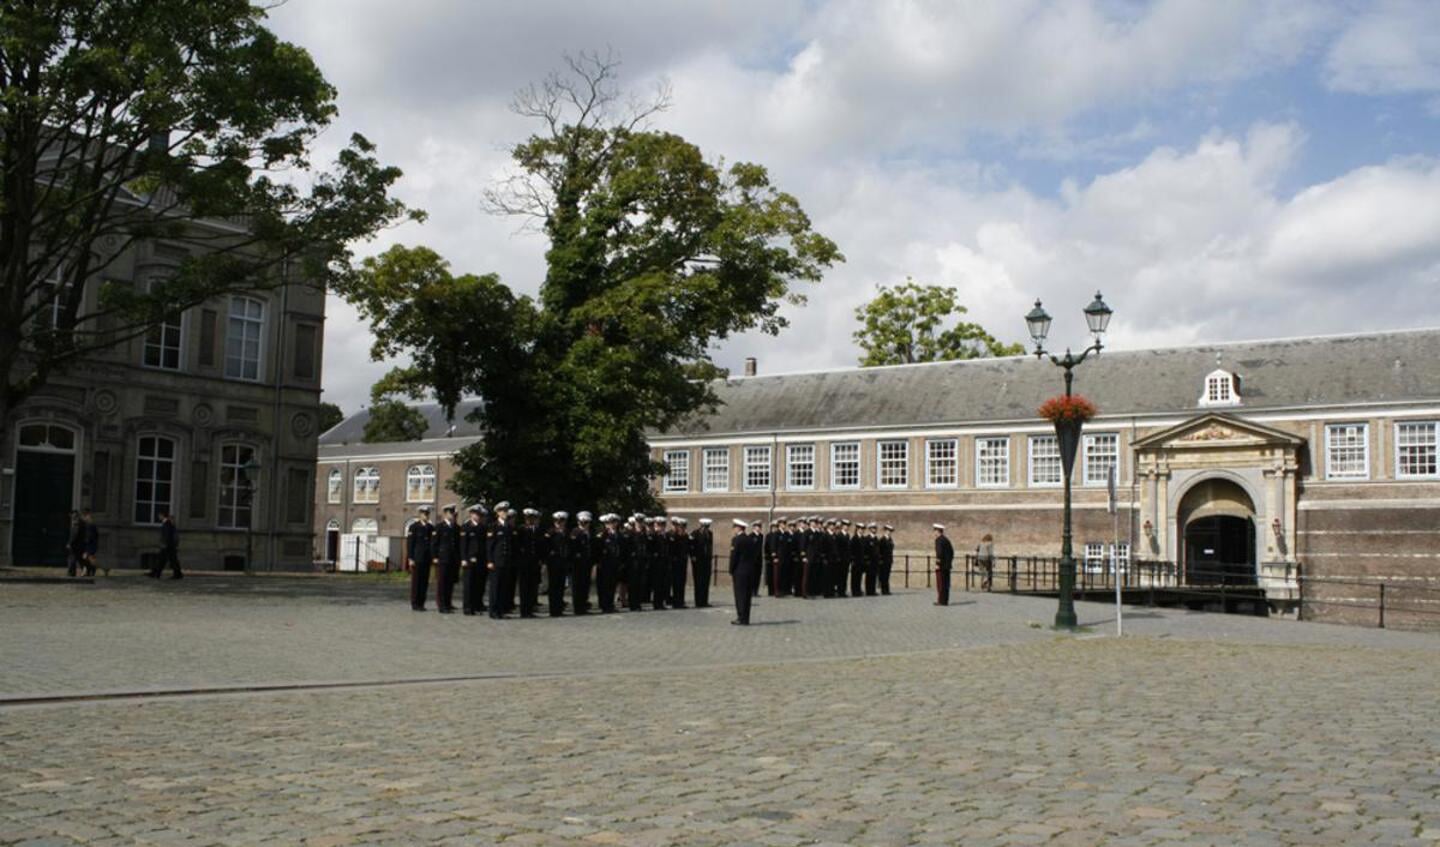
[1037,394,1097,425]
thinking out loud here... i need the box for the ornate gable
[1133,413,1304,451]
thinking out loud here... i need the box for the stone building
[314,328,1440,624]
[4,239,326,572]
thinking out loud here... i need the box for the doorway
[12,423,79,567]
[1183,515,1256,585]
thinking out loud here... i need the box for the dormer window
[1200,369,1240,407]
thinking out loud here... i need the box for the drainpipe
[768,433,777,528]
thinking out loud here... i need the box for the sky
[265,0,1440,415]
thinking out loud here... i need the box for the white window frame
[1325,423,1370,481]
[663,450,690,493]
[1082,433,1119,487]
[1028,435,1062,488]
[743,445,772,491]
[353,466,380,504]
[142,312,185,371]
[786,444,815,491]
[702,448,730,493]
[830,442,860,490]
[327,468,343,504]
[975,437,1010,488]
[925,438,958,489]
[134,434,177,526]
[224,295,265,381]
[1395,421,1439,479]
[877,440,909,489]
[217,443,258,530]
[38,265,70,331]
[406,464,437,503]
[1199,369,1240,407]
[1083,542,1106,574]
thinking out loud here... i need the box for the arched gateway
[1177,478,1256,584]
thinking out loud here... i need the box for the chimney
[744,357,757,377]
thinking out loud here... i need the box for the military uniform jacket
[570,527,594,571]
[487,521,514,569]
[160,521,180,553]
[460,521,486,565]
[518,523,546,565]
[433,520,461,564]
[880,536,894,563]
[602,530,623,569]
[84,521,99,556]
[689,530,712,565]
[545,528,569,566]
[669,532,689,566]
[406,521,432,563]
[728,534,744,575]
[935,535,955,571]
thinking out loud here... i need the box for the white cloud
[1325,0,1440,95]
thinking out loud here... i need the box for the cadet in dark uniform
[862,523,880,596]
[544,511,570,617]
[669,517,690,609]
[648,517,669,610]
[690,518,713,608]
[934,523,954,606]
[148,510,183,579]
[804,518,824,598]
[623,516,645,611]
[571,511,595,615]
[517,508,543,618]
[729,519,756,625]
[763,520,779,597]
[598,514,622,613]
[460,505,487,615]
[879,525,895,595]
[433,504,461,614]
[66,511,85,577]
[405,506,433,610]
[486,502,514,619]
[850,521,868,598]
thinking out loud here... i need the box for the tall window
[1396,422,1438,478]
[786,444,815,490]
[1084,542,1130,574]
[831,442,860,490]
[878,440,909,488]
[225,296,264,381]
[702,448,730,492]
[134,435,176,525]
[406,464,437,502]
[143,315,182,370]
[37,266,69,331]
[217,443,257,529]
[1083,433,1119,486]
[976,437,1010,487]
[925,439,957,488]
[327,468,343,504]
[1029,435,1061,487]
[663,450,690,493]
[353,466,380,504]
[743,446,772,490]
[1325,423,1369,480]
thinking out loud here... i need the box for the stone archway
[1177,478,1257,585]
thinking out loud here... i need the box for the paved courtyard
[2,575,1438,845]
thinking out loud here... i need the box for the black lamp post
[1026,291,1113,630]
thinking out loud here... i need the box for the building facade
[4,238,326,572]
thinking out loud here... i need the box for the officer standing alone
[933,523,954,606]
[729,519,756,625]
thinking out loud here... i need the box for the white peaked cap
[553,511,568,521]
[932,523,945,530]
[577,511,592,521]
[698,518,712,526]
[732,519,748,528]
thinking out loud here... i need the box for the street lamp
[1026,291,1113,630]
[241,457,262,572]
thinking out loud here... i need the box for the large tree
[0,0,416,438]
[853,279,1023,366]
[341,54,841,512]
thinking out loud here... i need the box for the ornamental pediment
[1133,413,1304,452]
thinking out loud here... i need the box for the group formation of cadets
[403,503,900,623]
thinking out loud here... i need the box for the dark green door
[12,451,75,566]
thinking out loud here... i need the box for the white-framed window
[1325,423,1370,480]
[743,445,772,491]
[1113,542,1130,575]
[217,443,257,529]
[1199,369,1240,407]
[1028,435,1061,487]
[925,438,957,488]
[1396,421,1438,479]
[877,440,909,489]
[353,517,379,535]
[702,448,729,492]
[663,450,690,493]
[353,466,380,504]
[143,311,183,370]
[224,295,265,381]
[976,437,1010,487]
[1083,433,1119,487]
[406,464,437,502]
[1085,542,1131,574]
[37,265,70,331]
[830,442,860,490]
[1083,541,1107,573]
[326,468,343,504]
[786,444,815,490]
[134,435,176,525]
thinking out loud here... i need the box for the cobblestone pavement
[2,573,1436,699]
[3,637,1439,846]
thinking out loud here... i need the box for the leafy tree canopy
[0,0,417,429]
[362,397,428,444]
[317,402,345,434]
[853,279,1023,366]
[339,53,841,512]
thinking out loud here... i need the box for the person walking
[66,511,86,577]
[149,510,183,579]
[82,509,100,576]
[977,533,995,592]
[933,524,953,606]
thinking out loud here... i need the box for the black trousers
[627,561,647,611]
[461,563,485,614]
[670,558,688,607]
[936,568,951,605]
[864,559,878,596]
[546,563,568,616]
[436,557,458,611]
[692,558,711,607]
[649,560,669,609]
[763,557,775,596]
[880,558,892,595]
[732,566,755,623]
[518,561,540,617]
[573,562,592,614]
[833,560,848,596]
[486,566,507,618]
[849,560,864,597]
[596,562,617,612]
[409,558,431,609]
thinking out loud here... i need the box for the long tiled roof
[659,327,1440,437]
[319,399,484,445]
